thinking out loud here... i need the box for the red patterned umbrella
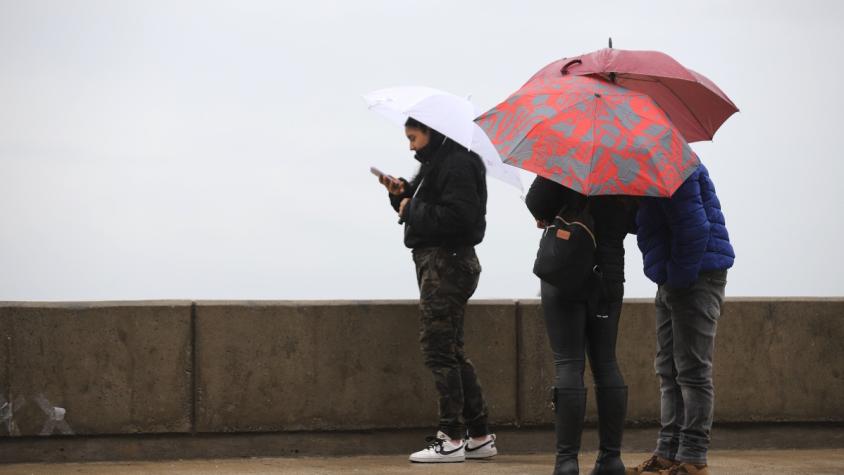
[534,47,738,142]
[475,75,699,197]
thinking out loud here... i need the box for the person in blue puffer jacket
[627,163,734,475]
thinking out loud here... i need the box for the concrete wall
[1,299,842,438]
[518,299,844,425]
[193,301,517,432]
[0,302,192,437]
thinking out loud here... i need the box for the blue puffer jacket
[636,164,734,288]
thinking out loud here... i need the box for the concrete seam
[6,332,11,434]
[4,311,19,438]
[514,300,522,428]
[190,302,197,436]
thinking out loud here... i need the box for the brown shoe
[658,463,709,475]
[625,455,677,474]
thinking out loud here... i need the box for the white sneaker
[408,431,465,463]
[465,433,497,459]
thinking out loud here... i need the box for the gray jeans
[653,270,727,465]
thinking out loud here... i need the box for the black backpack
[533,205,598,297]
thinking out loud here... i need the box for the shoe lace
[424,435,445,451]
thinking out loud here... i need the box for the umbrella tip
[608,37,613,48]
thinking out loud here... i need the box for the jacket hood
[413,128,448,163]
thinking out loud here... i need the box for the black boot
[551,387,587,475]
[589,386,627,475]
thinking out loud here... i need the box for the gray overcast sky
[1,0,842,301]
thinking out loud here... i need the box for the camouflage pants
[412,246,490,439]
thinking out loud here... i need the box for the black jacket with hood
[388,131,487,249]
[525,176,637,302]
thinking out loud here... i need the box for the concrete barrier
[194,301,517,432]
[1,298,842,440]
[0,325,9,433]
[0,302,192,436]
[518,298,844,425]
[714,299,844,422]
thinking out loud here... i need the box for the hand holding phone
[371,166,405,195]
[369,166,385,179]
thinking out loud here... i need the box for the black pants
[540,280,625,389]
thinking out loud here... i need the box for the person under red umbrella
[476,74,704,475]
[477,51,736,475]
[624,162,734,475]
[525,176,637,475]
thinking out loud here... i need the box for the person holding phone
[374,117,496,464]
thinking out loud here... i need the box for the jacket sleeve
[405,155,481,234]
[636,199,668,285]
[664,175,711,288]
[387,178,412,212]
[627,200,640,235]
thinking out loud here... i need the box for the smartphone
[369,166,385,179]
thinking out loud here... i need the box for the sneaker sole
[465,449,497,460]
[409,456,465,463]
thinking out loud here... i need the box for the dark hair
[404,117,430,132]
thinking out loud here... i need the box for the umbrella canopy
[363,86,523,191]
[530,47,738,142]
[475,75,699,197]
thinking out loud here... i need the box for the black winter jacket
[525,176,636,302]
[389,139,487,249]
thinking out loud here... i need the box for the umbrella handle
[560,59,582,75]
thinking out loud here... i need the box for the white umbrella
[363,86,523,191]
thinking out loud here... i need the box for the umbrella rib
[590,90,676,197]
[500,112,551,168]
[618,76,712,141]
[585,96,599,196]
[655,143,671,196]
[500,94,593,168]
